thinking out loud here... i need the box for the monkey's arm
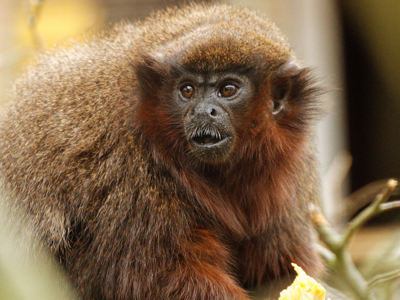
[237,222,320,299]
[237,154,323,298]
[160,228,249,300]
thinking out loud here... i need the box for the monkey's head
[135,5,320,166]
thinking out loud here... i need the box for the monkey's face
[135,60,259,164]
[177,72,253,163]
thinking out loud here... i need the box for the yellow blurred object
[279,263,326,300]
[17,0,105,49]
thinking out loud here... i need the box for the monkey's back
[0,36,132,246]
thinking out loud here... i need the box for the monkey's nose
[192,103,226,119]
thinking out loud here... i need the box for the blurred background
[0,0,399,299]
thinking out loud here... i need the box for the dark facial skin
[175,72,253,163]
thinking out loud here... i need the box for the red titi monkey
[0,4,322,300]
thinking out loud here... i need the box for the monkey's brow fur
[0,3,323,300]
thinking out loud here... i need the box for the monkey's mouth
[185,125,235,163]
[190,130,229,147]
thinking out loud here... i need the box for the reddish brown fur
[0,4,322,300]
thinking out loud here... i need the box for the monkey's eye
[218,84,238,98]
[180,85,195,100]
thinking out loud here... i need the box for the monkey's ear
[135,55,167,100]
[269,61,318,119]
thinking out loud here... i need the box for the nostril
[210,108,217,117]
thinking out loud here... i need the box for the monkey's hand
[162,229,250,300]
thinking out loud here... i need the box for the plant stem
[27,0,45,49]
[312,179,399,300]
[379,200,400,212]
[368,269,400,289]
[335,250,373,300]
[340,179,398,248]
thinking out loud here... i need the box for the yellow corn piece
[278,263,326,300]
